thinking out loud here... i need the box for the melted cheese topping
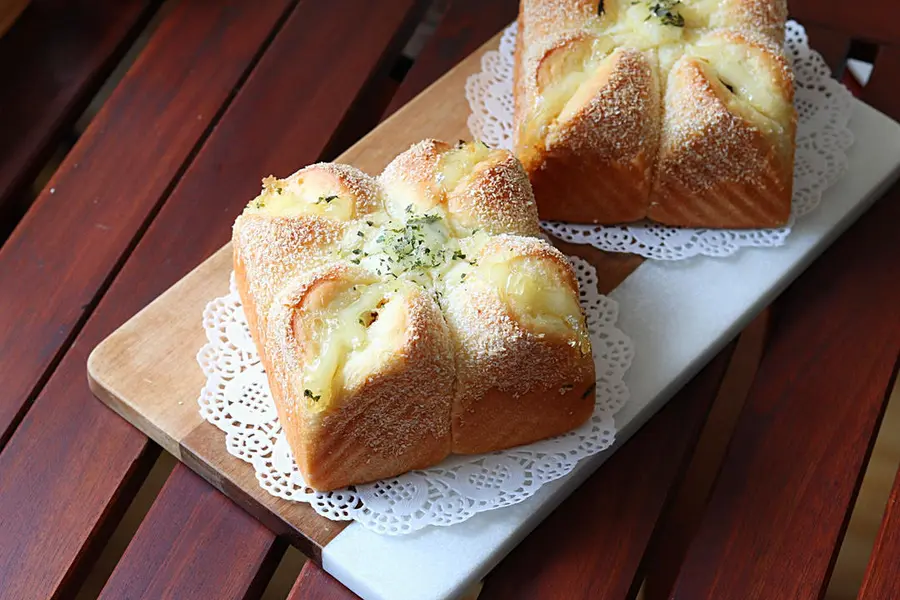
[609,1,687,48]
[529,35,616,144]
[437,142,492,192]
[245,175,356,221]
[477,252,590,353]
[382,142,498,233]
[299,280,409,409]
[530,0,789,141]
[688,37,789,123]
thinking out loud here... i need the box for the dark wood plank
[480,343,737,600]
[0,1,427,597]
[382,0,517,118]
[0,0,294,448]
[789,0,900,45]
[0,0,159,213]
[642,314,770,599]
[671,183,900,599]
[859,449,900,600]
[99,464,284,600]
[802,22,851,78]
[863,45,900,121]
[0,350,161,600]
[289,563,358,600]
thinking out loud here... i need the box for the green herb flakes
[648,0,684,27]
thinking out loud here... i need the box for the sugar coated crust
[231,140,596,490]
[515,0,795,227]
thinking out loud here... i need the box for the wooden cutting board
[86,30,641,562]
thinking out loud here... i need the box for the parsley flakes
[647,0,684,27]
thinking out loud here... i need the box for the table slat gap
[98,464,286,600]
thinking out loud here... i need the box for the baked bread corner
[514,0,796,227]
[232,139,596,490]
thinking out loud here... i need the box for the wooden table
[0,1,897,598]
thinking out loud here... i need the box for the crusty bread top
[515,0,795,211]
[232,139,593,417]
[443,234,594,403]
[516,0,791,131]
[379,139,541,236]
[266,263,453,422]
[657,29,794,192]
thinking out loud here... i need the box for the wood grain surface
[0,0,294,448]
[290,563,359,600]
[92,0,430,559]
[98,464,285,599]
[671,183,900,599]
[0,0,158,212]
[0,0,427,596]
[859,453,900,600]
[382,0,516,117]
[0,1,297,596]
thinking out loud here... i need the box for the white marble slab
[322,99,900,600]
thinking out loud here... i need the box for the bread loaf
[514,0,796,227]
[232,140,595,491]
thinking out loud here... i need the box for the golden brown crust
[379,139,541,236]
[443,235,595,454]
[233,140,595,490]
[447,150,542,236]
[232,162,379,352]
[648,30,795,227]
[520,47,661,223]
[514,0,795,228]
[232,215,345,357]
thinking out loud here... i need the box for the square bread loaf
[232,140,595,491]
[514,0,797,227]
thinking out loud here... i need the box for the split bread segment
[265,267,455,492]
[514,0,796,227]
[232,163,382,360]
[232,139,596,491]
[443,235,595,454]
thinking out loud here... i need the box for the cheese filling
[299,281,410,409]
[609,1,687,47]
[478,253,591,354]
[529,35,616,144]
[437,142,492,192]
[688,38,790,124]
[245,175,356,221]
[529,0,789,142]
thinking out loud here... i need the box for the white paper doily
[197,257,633,535]
[466,21,855,260]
